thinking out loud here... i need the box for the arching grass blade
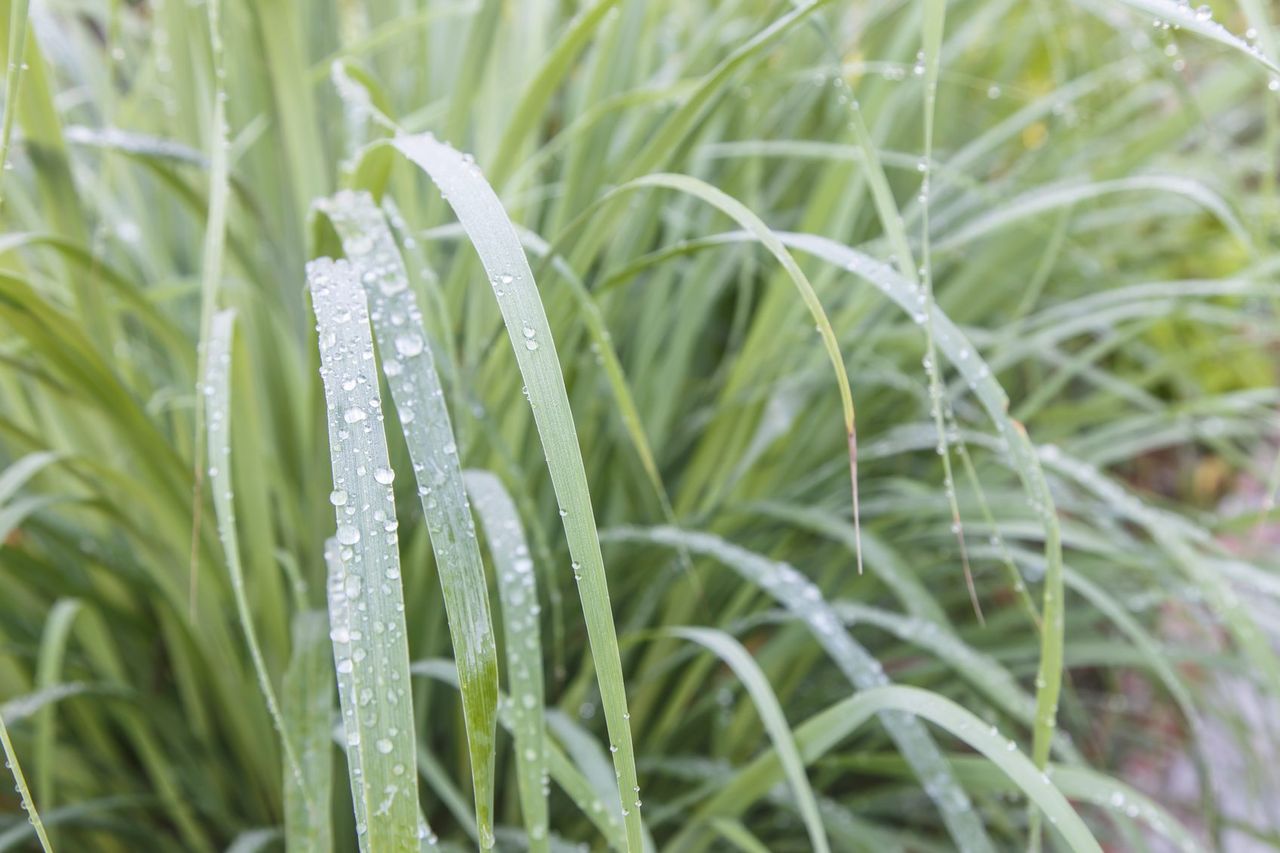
[358,133,646,852]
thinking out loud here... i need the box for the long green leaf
[282,610,334,853]
[316,190,499,848]
[697,685,1103,852]
[0,0,29,205]
[0,712,50,852]
[189,0,233,618]
[310,259,421,852]
[465,470,549,851]
[667,627,830,853]
[357,133,646,852]
[206,309,315,821]
[33,597,80,826]
[410,658,627,851]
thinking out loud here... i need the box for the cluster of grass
[1,0,1278,849]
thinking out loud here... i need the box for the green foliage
[0,0,1277,850]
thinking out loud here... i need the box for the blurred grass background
[1,0,1279,849]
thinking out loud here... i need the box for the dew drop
[394,334,424,358]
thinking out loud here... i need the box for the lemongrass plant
[0,0,1278,850]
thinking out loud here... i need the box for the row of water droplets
[310,257,422,849]
[812,60,1004,99]
[327,190,498,677]
[0,715,49,850]
[818,2,1280,95]
[485,231,654,826]
[825,71,983,614]
[204,311,236,524]
[148,0,178,118]
[910,37,986,624]
[1145,0,1280,88]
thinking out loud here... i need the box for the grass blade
[1106,0,1280,73]
[0,452,60,504]
[694,685,1102,853]
[369,133,647,852]
[32,597,80,832]
[936,176,1253,254]
[0,0,29,205]
[579,172,863,571]
[282,610,334,853]
[2,684,120,724]
[410,658,627,851]
[248,0,326,219]
[227,828,283,853]
[918,0,982,623]
[0,712,50,852]
[489,0,622,188]
[465,470,549,851]
[310,258,421,852]
[707,819,771,853]
[415,743,475,843]
[189,0,233,618]
[206,309,315,821]
[666,627,829,853]
[316,190,500,848]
